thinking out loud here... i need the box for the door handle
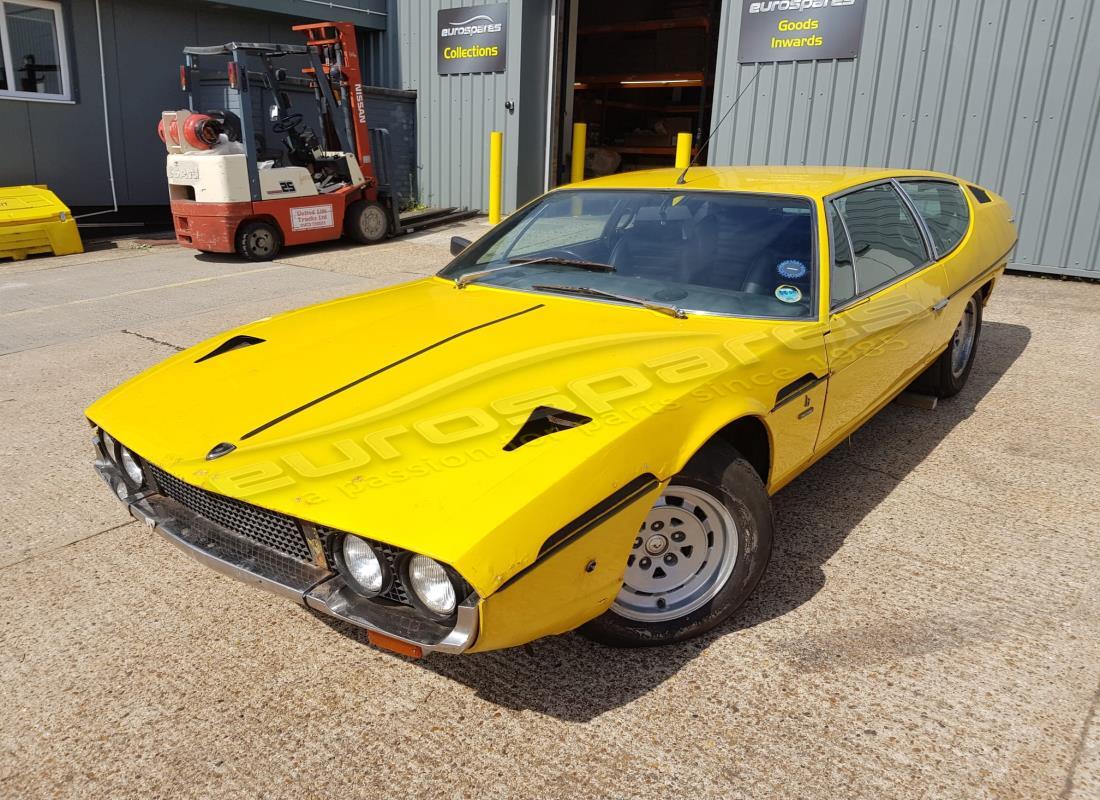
[931,297,949,313]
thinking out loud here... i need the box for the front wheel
[580,442,773,647]
[344,200,391,244]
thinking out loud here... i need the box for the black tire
[235,220,281,261]
[918,291,983,398]
[344,200,391,244]
[580,441,773,647]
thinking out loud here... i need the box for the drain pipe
[76,0,118,220]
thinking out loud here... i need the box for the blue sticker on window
[777,259,807,280]
[775,284,803,304]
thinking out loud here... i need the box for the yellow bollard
[571,123,587,183]
[675,132,693,169]
[488,130,503,224]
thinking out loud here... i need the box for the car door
[897,178,975,347]
[816,180,950,449]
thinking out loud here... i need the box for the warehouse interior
[553,0,722,185]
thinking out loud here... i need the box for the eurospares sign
[438,4,507,75]
[738,0,867,63]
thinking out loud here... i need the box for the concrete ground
[1,227,1098,799]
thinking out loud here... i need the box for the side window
[834,184,928,296]
[0,1,71,100]
[901,180,970,255]
[828,203,855,307]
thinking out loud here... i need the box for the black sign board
[737,0,867,63]
[437,4,508,75]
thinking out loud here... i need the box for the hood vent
[195,335,265,363]
[503,406,592,452]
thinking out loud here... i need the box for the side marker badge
[206,442,236,460]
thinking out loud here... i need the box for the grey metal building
[2,0,1097,278]
[377,0,1098,279]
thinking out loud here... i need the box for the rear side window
[833,184,928,296]
[901,180,970,256]
[828,203,855,306]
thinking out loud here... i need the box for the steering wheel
[272,113,303,134]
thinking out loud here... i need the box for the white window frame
[0,0,71,102]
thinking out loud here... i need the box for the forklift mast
[293,22,377,187]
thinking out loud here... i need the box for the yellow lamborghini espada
[87,167,1016,656]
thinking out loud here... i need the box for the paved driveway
[1,231,1097,799]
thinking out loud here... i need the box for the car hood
[87,277,777,593]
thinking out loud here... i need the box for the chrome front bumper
[93,451,478,655]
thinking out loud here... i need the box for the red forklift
[159,22,469,260]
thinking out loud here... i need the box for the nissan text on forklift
[160,22,404,261]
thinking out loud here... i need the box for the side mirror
[450,236,471,256]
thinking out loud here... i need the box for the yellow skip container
[0,185,83,261]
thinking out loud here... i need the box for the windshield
[439,189,816,319]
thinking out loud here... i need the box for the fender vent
[503,406,592,452]
[195,335,265,363]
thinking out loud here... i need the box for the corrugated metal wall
[710,0,1100,278]
[388,0,551,212]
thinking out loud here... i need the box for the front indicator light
[367,630,423,659]
[342,536,384,596]
[119,446,144,487]
[407,555,457,617]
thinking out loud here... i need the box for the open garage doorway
[548,0,722,187]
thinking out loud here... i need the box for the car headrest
[635,205,693,223]
[629,206,691,243]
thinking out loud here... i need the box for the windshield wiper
[454,255,615,289]
[531,284,687,319]
[509,255,616,270]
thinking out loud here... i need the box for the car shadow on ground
[325,320,1031,722]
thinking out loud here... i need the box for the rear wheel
[920,291,983,397]
[235,220,281,261]
[580,442,773,647]
[345,200,390,244]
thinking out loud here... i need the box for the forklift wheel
[345,201,390,244]
[236,220,282,261]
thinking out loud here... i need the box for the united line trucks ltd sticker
[290,205,334,231]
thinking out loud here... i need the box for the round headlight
[120,446,144,486]
[342,536,384,596]
[101,431,118,463]
[407,555,457,617]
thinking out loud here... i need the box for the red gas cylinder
[181,114,221,150]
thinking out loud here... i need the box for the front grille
[321,528,411,606]
[149,465,313,563]
[374,540,412,605]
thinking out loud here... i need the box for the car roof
[568,166,963,199]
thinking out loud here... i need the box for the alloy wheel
[612,484,739,623]
[951,296,979,378]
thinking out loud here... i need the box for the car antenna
[677,66,764,186]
